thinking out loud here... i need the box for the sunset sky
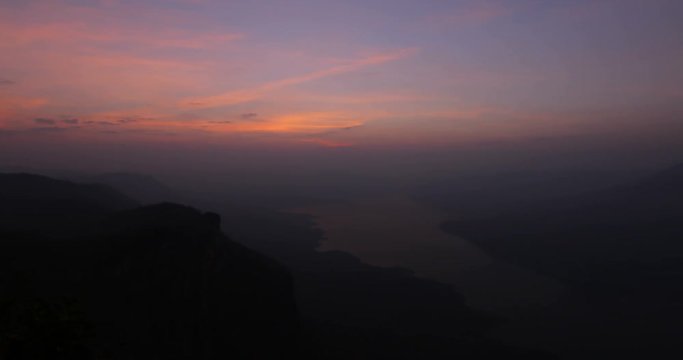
[1,0,682,172]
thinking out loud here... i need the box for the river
[288,194,567,350]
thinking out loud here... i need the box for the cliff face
[0,175,299,359]
[90,204,299,359]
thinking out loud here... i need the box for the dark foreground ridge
[0,173,552,359]
[0,174,298,359]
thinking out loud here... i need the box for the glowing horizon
[1,0,682,150]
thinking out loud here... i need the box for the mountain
[0,173,137,215]
[0,175,300,359]
[0,173,138,236]
[199,201,555,359]
[442,163,683,290]
[414,169,643,217]
[441,163,683,357]
[0,172,554,358]
[82,172,179,205]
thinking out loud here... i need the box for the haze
[1,0,682,184]
[2,1,683,358]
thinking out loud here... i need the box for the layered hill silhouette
[441,163,683,357]
[0,172,553,359]
[81,172,178,205]
[442,163,683,297]
[0,174,298,359]
[0,173,136,211]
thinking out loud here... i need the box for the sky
[1,0,683,177]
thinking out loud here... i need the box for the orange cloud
[0,96,48,111]
[181,48,417,109]
[0,5,241,111]
[73,109,364,138]
[228,113,363,134]
[0,96,49,125]
[0,0,242,50]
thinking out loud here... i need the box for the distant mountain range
[442,163,683,357]
[443,163,683,292]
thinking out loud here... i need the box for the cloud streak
[181,48,417,109]
[0,3,243,50]
[229,112,364,134]
[33,118,56,125]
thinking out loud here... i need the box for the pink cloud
[0,96,49,126]
[181,48,417,109]
[0,22,242,50]
[0,0,242,51]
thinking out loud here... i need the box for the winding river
[288,194,567,350]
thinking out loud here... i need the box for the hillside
[441,163,683,357]
[0,172,553,359]
[0,174,300,359]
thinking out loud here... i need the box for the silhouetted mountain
[0,173,138,236]
[0,172,552,358]
[93,203,299,359]
[83,172,178,204]
[0,173,137,215]
[441,163,683,357]
[443,163,683,288]
[415,169,644,217]
[105,174,555,358]
[0,175,300,359]
[201,201,555,359]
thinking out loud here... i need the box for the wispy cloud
[33,118,56,125]
[181,48,417,109]
[0,3,242,50]
[30,117,81,127]
[0,97,48,126]
[241,113,259,120]
[202,112,364,134]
